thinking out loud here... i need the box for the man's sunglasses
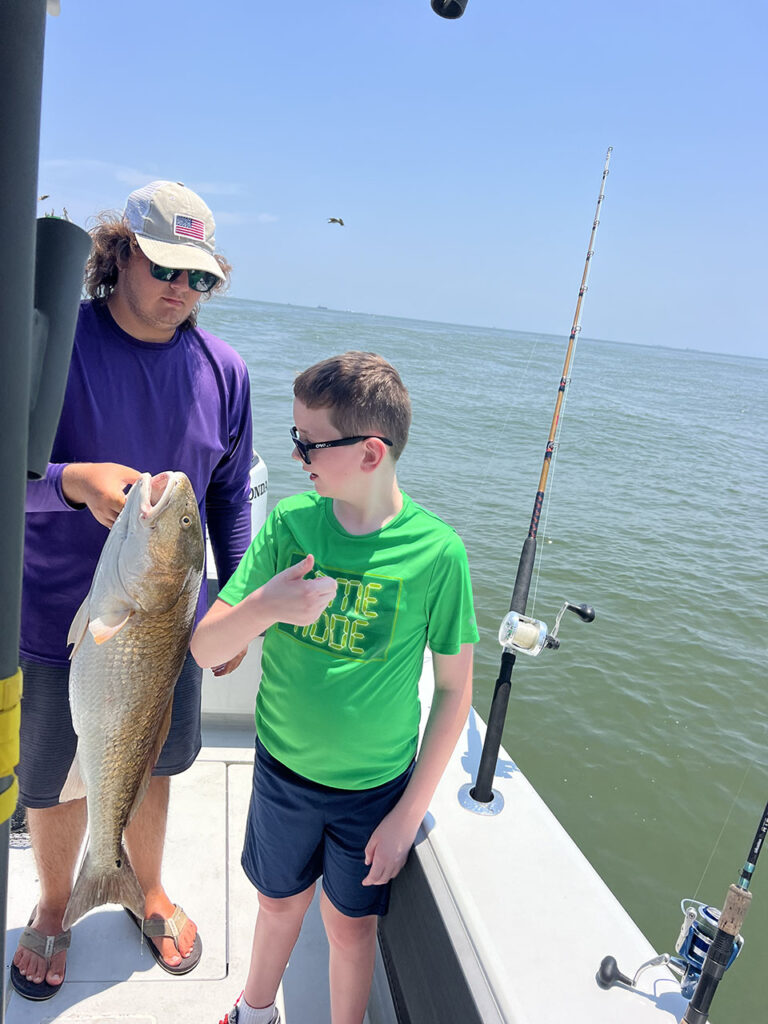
[148,261,219,293]
[290,426,393,465]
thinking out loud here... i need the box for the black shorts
[242,739,414,918]
[17,651,202,809]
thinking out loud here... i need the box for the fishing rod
[465,148,611,812]
[598,799,768,1023]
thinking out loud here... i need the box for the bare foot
[12,906,68,989]
[143,892,198,967]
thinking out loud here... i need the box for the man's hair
[83,213,232,330]
[294,352,411,460]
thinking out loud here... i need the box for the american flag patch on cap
[174,214,206,241]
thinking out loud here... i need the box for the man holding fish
[12,181,253,999]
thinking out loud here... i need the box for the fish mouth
[138,472,182,524]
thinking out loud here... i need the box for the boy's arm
[362,643,473,887]
[190,553,337,669]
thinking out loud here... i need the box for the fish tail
[62,842,145,929]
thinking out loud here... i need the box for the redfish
[60,471,204,929]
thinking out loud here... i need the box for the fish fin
[67,595,91,658]
[89,609,134,644]
[125,698,175,827]
[62,841,145,930]
[59,748,87,803]
[68,595,136,653]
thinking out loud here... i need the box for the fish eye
[180,515,192,529]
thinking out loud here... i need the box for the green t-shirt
[219,491,479,789]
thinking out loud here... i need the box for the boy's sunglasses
[290,426,393,465]
[148,261,219,293]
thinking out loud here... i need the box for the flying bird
[327,217,344,226]
[38,194,50,201]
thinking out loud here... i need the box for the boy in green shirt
[192,352,478,1024]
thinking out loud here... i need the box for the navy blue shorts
[17,651,202,809]
[242,739,414,918]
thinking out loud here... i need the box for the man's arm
[362,643,474,886]
[205,353,254,586]
[190,553,338,669]
[26,461,141,522]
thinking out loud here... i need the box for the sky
[37,0,766,358]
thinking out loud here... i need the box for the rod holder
[27,217,92,479]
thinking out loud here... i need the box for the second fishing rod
[468,147,612,810]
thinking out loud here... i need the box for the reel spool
[498,611,548,656]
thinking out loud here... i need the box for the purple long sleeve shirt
[22,299,253,665]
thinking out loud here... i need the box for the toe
[46,949,67,986]
[14,947,36,978]
[24,953,43,984]
[155,936,182,966]
[178,918,198,959]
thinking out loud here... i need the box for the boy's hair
[294,352,411,460]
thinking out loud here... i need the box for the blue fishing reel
[673,900,743,998]
[597,898,744,996]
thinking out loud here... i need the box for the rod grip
[718,883,751,935]
[510,536,536,614]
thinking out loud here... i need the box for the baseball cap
[123,180,224,279]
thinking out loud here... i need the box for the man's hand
[362,804,420,887]
[62,462,143,528]
[261,554,337,626]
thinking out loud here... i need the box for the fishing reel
[498,601,594,656]
[597,899,744,999]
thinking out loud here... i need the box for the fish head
[118,471,205,614]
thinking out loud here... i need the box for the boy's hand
[262,554,337,626]
[362,805,419,887]
[211,648,248,676]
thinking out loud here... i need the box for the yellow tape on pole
[0,778,19,826]
[0,668,23,825]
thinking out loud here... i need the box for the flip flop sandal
[125,904,202,975]
[9,910,71,1001]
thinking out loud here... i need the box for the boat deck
[4,721,390,1024]
[4,656,692,1023]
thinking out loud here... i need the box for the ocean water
[201,297,768,1019]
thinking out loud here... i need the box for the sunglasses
[148,261,219,293]
[290,426,393,465]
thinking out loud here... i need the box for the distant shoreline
[204,294,759,363]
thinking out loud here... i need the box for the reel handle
[567,602,595,622]
[596,955,633,989]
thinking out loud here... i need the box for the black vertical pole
[0,3,48,1019]
[0,4,90,1014]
